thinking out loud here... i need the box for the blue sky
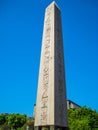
[0,0,98,116]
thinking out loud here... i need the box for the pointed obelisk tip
[48,1,60,10]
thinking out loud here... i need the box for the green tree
[7,114,26,130]
[21,117,34,130]
[0,114,6,125]
[0,123,10,130]
[27,117,34,130]
[68,107,98,130]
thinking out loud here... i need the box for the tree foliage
[21,117,34,130]
[7,114,26,129]
[0,123,10,130]
[68,107,98,130]
[0,114,6,125]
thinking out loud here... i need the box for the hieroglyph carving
[41,8,51,124]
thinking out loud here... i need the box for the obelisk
[34,2,68,130]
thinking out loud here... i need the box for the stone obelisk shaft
[34,2,68,129]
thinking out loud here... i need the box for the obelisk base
[34,126,69,130]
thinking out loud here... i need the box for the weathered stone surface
[34,1,68,127]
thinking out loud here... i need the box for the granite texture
[34,2,68,127]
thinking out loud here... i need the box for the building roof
[67,100,81,108]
